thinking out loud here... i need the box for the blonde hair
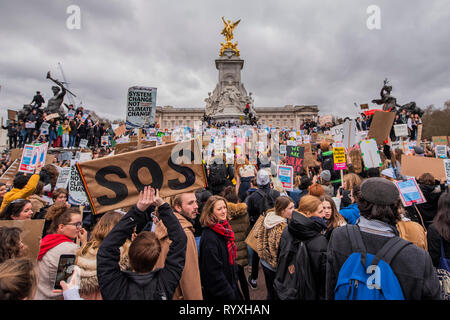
[343,173,362,191]
[348,149,363,174]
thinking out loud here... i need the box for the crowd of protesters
[0,115,448,301]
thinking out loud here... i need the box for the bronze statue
[219,17,241,56]
[45,71,76,117]
[371,78,397,111]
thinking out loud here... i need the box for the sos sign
[76,140,205,214]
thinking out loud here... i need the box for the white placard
[394,124,409,137]
[444,159,450,185]
[126,86,157,129]
[68,161,88,206]
[330,124,344,142]
[79,139,88,149]
[55,167,71,189]
[343,120,358,149]
[359,139,382,169]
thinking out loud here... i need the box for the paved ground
[243,263,268,300]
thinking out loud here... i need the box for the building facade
[156,105,319,130]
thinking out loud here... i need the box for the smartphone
[54,254,76,290]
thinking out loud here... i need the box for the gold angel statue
[220,17,241,56]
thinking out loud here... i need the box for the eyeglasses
[66,222,82,228]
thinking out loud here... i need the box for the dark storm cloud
[0,0,449,120]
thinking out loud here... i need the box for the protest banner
[76,139,206,214]
[36,142,48,167]
[68,160,88,206]
[277,165,294,191]
[46,113,60,121]
[115,140,156,155]
[333,147,347,170]
[393,124,408,137]
[81,113,89,122]
[7,109,17,121]
[390,141,402,151]
[435,145,447,158]
[342,120,358,149]
[75,152,92,163]
[432,136,448,146]
[319,115,333,126]
[359,139,382,169]
[55,166,71,189]
[394,178,427,207]
[401,155,446,181]
[101,136,109,147]
[0,159,19,185]
[58,151,73,162]
[39,122,50,135]
[360,104,369,110]
[279,144,286,154]
[114,124,126,137]
[330,124,344,142]
[285,146,304,173]
[25,122,35,129]
[367,111,396,145]
[444,159,450,185]
[0,220,45,261]
[286,140,297,147]
[303,135,311,144]
[126,86,157,129]
[79,139,88,149]
[67,110,75,120]
[18,144,37,174]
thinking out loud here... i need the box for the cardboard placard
[114,124,127,137]
[359,139,382,169]
[76,139,206,214]
[101,136,109,146]
[68,161,88,206]
[8,109,18,121]
[0,220,45,261]
[10,148,24,162]
[432,136,448,146]
[46,113,60,121]
[435,145,447,158]
[417,124,423,142]
[114,140,156,155]
[360,104,369,110]
[285,146,305,173]
[367,111,396,145]
[393,124,408,137]
[79,139,88,149]
[277,165,294,191]
[401,155,446,181]
[395,178,427,207]
[330,124,344,142]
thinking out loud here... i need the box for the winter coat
[339,203,360,225]
[0,174,40,212]
[199,227,242,300]
[97,204,187,300]
[29,194,48,217]
[34,241,79,300]
[326,220,441,300]
[427,223,450,268]
[283,211,328,300]
[288,188,308,208]
[154,212,203,300]
[256,210,287,269]
[227,202,250,267]
[246,186,280,225]
[414,184,443,227]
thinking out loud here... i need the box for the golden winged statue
[220,17,241,56]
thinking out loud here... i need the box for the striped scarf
[210,220,237,265]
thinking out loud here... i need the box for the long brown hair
[319,195,345,229]
[45,203,80,234]
[434,192,450,242]
[0,258,38,300]
[200,195,228,227]
[274,196,294,217]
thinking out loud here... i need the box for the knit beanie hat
[257,169,270,186]
[320,170,331,182]
[360,177,399,205]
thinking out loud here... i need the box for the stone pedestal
[204,49,256,122]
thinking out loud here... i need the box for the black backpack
[208,163,228,186]
[256,189,277,214]
[274,230,317,300]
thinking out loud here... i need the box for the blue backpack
[334,225,412,300]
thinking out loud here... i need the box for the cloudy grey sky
[1,0,449,121]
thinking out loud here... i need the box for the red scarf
[210,220,237,265]
[38,234,74,260]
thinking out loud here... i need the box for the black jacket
[283,211,328,300]
[326,224,441,300]
[427,223,450,268]
[199,227,242,300]
[2,123,17,137]
[97,203,187,300]
[414,184,444,227]
[245,186,280,225]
